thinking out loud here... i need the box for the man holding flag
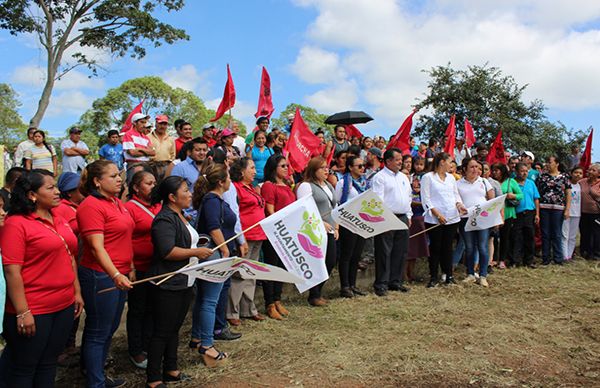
[370,148,412,296]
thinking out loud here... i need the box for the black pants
[308,234,337,301]
[338,227,366,289]
[127,270,153,357]
[0,304,74,388]
[513,210,536,265]
[262,239,284,306]
[426,222,459,280]
[374,215,409,291]
[580,213,600,259]
[499,218,514,262]
[146,286,193,383]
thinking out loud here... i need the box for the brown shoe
[250,313,265,321]
[308,297,327,307]
[266,304,283,320]
[227,318,241,326]
[274,301,289,316]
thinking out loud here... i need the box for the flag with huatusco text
[464,195,506,232]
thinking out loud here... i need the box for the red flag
[464,118,476,148]
[344,124,363,139]
[120,100,144,134]
[579,128,594,174]
[210,64,236,122]
[254,66,274,119]
[284,108,322,173]
[443,115,456,157]
[486,130,507,165]
[325,143,335,167]
[386,110,417,153]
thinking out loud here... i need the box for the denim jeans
[192,280,223,347]
[191,278,230,339]
[540,208,564,263]
[460,220,490,277]
[79,266,127,388]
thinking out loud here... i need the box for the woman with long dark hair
[24,130,58,175]
[261,155,295,319]
[0,169,83,386]
[246,129,273,185]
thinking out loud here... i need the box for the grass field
[56,258,600,387]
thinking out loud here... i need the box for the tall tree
[0,83,27,150]
[414,63,585,160]
[0,0,189,127]
[272,103,330,133]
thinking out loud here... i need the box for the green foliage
[0,83,27,150]
[414,63,586,160]
[272,103,331,134]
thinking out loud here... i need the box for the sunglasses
[278,164,289,168]
[354,164,365,169]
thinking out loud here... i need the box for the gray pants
[373,214,409,291]
[227,240,263,319]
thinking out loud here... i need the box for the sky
[1,0,600,159]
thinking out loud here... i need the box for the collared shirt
[54,199,79,236]
[516,178,540,213]
[124,196,162,272]
[122,129,151,162]
[61,139,89,173]
[456,177,492,209]
[14,139,33,167]
[421,171,462,225]
[175,137,190,156]
[233,135,246,154]
[148,131,176,162]
[171,157,201,193]
[371,166,412,217]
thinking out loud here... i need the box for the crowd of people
[0,112,598,388]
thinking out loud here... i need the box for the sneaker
[214,327,242,341]
[426,279,438,288]
[463,275,477,283]
[105,376,126,388]
[340,287,354,298]
[374,288,388,297]
[441,274,447,282]
[445,276,457,285]
[479,277,489,287]
[129,354,147,369]
[474,272,480,279]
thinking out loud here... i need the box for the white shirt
[222,182,246,245]
[233,135,246,155]
[14,139,33,167]
[61,139,89,173]
[570,182,581,217]
[421,171,463,225]
[370,166,412,218]
[456,177,492,210]
[335,176,361,203]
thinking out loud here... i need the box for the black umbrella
[324,111,373,125]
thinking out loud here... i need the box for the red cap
[221,128,235,137]
[155,115,169,123]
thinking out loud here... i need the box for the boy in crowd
[98,129,124,171]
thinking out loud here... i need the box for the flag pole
[408,215,462,239]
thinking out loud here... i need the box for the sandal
[188,339,201,350]
[198,346,228,368]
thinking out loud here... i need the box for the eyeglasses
[354,164,365,169]
[278,164,288,168]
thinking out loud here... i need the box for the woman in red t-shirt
[261,155,295,320]
[76,160,135,387]
[227,158,266,326]
[124,170,160,369]
[0,169,83,387]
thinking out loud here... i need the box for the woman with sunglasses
[260,155,295,319]
[335,155,369,298]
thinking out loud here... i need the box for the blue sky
[1,0,600,159]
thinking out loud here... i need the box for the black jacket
[149,205,193,290]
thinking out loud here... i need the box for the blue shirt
[250,146,274,184]
[98,143,124,171]
[171,157,200,193]
[528,169,540,182]
[197,192,238,252]
[516,178,540,213]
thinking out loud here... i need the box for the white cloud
[291,0,600,131]
[11,64,104,90]
[161,64,210,95]
[46,90,93,117]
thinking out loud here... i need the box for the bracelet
[111,271,121,280]
[17,309,31,319]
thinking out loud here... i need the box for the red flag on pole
[579,127,594,174]
[344,124,363,139]
[443,115,456,157]
[325,143,335,167]
[210,64,236,122]
[284,108,322,173]
[464,118,476,148]
[120,100,144,134]
[386,110,417,153]
[254,66,274,119]
[486,130,507,165]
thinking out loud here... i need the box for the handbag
[505,178,520,207]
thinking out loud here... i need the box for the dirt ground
[55,258,600,387]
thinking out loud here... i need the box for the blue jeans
[191,278,230,338]
[191,280,223,347]
[461,223,490,277]
[452,234,480,267]
[79,266,127,388]
[540,208,564,263]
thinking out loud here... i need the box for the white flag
[464,194,507,232]
[260,195,328,293]
[177,257,304,287]
[331,189,408,239]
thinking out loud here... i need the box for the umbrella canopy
[324,111,373,125]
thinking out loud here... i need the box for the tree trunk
[29,74,56,128]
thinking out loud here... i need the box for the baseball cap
[69,127,82,134]
[221,128,235,137]
[155,115,169,123]
[521,151,535,161]
[131,113,150,122]
[369,147,383,159]
[57,172,80,193]
[202,123,216,130]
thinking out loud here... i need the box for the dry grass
[56,258,600,387]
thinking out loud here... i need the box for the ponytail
[192,164,228,209]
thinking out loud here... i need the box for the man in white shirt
[229,120,246,153]
[370,148,413,296]
[61,127,89,174]
[14,127,36,167]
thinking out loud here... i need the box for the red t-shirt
[124,196,161,272]
[261,181,296,212]
[234,181,266,241]
[175,137,190,155]
[77,195,134,274]
[54,199,79,236]
[0,211,76,315]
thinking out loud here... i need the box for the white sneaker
[441,274,447,282]
[474,272,480,279]
[463,275,477,283]
[479,277,489,287]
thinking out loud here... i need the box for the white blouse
[456,177,493,210]
[421,172,463,225]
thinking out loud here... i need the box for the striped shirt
[25,144,56,172]
[122,129,151,162]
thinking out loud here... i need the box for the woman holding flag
[335,155,369,298]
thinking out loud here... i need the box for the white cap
[521,151,535,161]
[131,113,149,122]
